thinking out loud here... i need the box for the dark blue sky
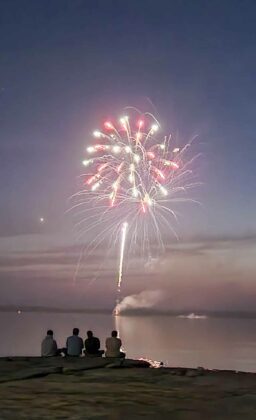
[0,0,256,309]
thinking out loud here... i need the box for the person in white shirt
[41,330,59,357]
[66,328,84,356]
[105,330,125,358]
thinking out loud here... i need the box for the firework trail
[117,221,128,293]
[69,109,200,298]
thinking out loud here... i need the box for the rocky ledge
[0,357,256,419]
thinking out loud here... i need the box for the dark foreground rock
[0,358,256,419]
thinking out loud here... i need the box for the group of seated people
[41,328,125,358]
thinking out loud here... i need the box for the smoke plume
[116,290,163,314]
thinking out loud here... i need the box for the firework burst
[69,110,200,295]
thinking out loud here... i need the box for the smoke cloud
[116,290,163,314]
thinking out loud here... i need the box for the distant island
[1,305,256,319]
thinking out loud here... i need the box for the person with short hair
[41,330,58,357]
[66,328,83,356]
[84,330,104,357]
[105,330,125,358]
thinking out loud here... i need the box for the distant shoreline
[1,306,256,319]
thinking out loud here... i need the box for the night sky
[0,0,256,310]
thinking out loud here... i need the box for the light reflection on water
[1,312,256,372]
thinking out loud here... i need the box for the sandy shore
[0,357,256,419]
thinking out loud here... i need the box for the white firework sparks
[69,109,200,294]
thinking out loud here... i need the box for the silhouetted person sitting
[105,330,125,358]
[41,330,64,357]
[66,328,83,356]
[84,330,104,357]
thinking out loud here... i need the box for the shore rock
[0,358,256,419]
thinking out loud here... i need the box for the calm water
[1,312,256,372]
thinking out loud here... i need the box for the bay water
[1,312,256,372]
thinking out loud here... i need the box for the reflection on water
[1,312,256,372]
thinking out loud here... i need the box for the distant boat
[177,313,207,319]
